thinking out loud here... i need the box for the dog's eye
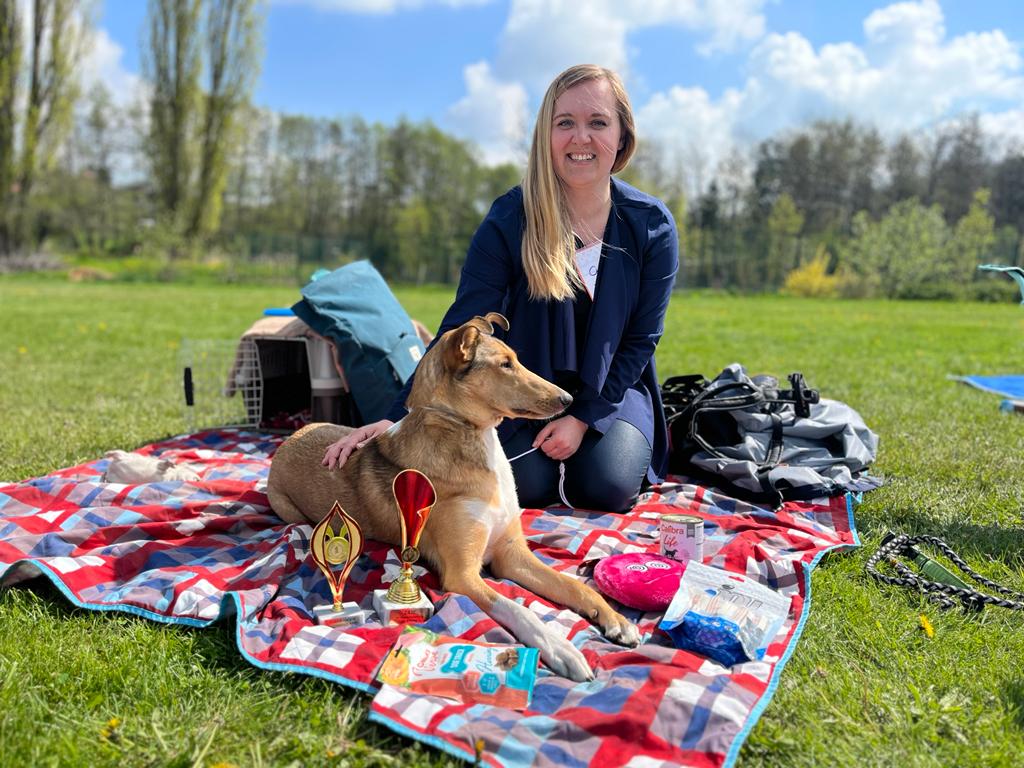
[501,359,513,369]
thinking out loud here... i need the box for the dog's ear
[462,313,509,336]
[482,312,509,333]
[445,324,481,368]
[444,313,509,369]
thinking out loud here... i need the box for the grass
[1,276,1023,767]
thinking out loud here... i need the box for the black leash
[865,532,1024,611]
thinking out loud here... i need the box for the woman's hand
[322,419,395,469]
[533,415,588,461]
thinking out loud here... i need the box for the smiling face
[549,78,623,196]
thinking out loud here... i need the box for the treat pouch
[377,626,540,710]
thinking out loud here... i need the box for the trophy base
[312,601,371,629]
[372,589,434,626]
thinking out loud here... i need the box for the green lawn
[2,277,1023,767]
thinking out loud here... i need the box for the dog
[267,313,640,681]
[102,450,200,484]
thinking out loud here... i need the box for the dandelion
[17,346,27,354]
[100,716,121,741]
[97,321,108,331]
[918,614,935,639]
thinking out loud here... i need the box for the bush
[970,275,1023,304]
[782,248,839,298]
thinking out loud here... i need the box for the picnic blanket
[0,429,860,768]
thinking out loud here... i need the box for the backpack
[291,260,426,425]
[662,363,880,506]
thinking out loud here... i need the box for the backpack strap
[683,380,764,460]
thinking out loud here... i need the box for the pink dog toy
[593,553,685,612]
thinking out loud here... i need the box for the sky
[87,0,1024,186]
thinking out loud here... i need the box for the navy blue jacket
[387,177,679,483]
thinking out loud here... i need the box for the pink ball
[593,553,685,612]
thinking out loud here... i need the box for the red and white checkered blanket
[0,429,860,767]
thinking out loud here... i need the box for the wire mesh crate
[180,335,355,432]
[181,339,264,431]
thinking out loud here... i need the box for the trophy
[372,468,436,625]
[309,501,371,628]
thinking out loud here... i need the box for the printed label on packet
[377,626,540,710]
[389,609,429,624]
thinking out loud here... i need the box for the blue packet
[658,561,790,667]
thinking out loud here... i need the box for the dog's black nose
[559,392,573,408]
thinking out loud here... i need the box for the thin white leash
[507,445,574,510]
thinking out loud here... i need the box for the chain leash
[865,533,1024,611]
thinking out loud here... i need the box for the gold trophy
[372,468,436,625]
[309,501,371,628]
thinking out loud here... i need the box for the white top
[574,241,602,299]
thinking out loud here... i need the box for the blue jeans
[502,419,652,513]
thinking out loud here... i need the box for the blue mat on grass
[951,375,1024,400]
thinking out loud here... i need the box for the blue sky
[90,0,1024,178]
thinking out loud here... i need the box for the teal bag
[292,260,425,425]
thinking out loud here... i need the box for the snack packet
[658,561,790,667]
[376,626,539,710]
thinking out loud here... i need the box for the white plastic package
[658,561,790,666]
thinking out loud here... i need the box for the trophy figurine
[309,501,371,628]
[372,468,436,625]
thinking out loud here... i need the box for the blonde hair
[522,65,637,301]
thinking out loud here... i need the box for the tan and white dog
[266,313,640,681]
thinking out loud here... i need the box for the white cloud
[453,0,768,166]
[976,110,1024,156]
[637,86,744,191]
[634,0,1024,194]
[494,0,631,92]
[79,26,147,106]
[444,61,528,165]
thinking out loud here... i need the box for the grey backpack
[663,363,880,506]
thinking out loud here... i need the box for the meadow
[1,276,1023,767]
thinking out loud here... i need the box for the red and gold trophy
[309,501,371,628]
[372,468,436,625]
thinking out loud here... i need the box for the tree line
[2,0,1022,298]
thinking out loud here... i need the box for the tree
[145,0,261,240]
[885,134,925,206]
[188,0,261,237]
[838,199,950,299]
[991,154,1024,233]
[0,0,21,253]
[945,188,995,284]
[144,0,202,230]
[0,0,84,253]
[931,115,989,223]
[765,193,803,287]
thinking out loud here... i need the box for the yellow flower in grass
[100,717,121,741]
[918,614,935,638]
[17,346,27,354]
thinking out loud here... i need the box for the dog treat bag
[377,626,540,710]
[658,561,790,667]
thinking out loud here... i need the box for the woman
[323,64,678,513]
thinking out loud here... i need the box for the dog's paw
[540,636,594,683]
[602,615,641,648]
